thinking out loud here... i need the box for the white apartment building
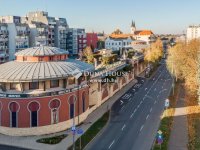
[0,23,9,63]
[105,36,133,51]
[22,11,69,49]
[187,25,200,42]
[0,16,30,60]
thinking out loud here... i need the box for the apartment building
[0,23,9,63]
[0,16,30,60]
[66,28,86,55]
[22,11,69,49]
[187,25,200,42]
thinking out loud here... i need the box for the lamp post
[71,69,83,150]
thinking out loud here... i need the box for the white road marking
[140,101,142,105]
[128,98,132,102]
[146,114,149,120]
[121,106,125,111]
[130,113,134,118]
[154,101,157,104]
[121,124,126,131]
[140,125,144,132]
[134,109,137,113]
[150,108,153,112]
[145,88,147,91]
[120,100,124,105]
[154,88,156,91]
[108,140,115,149]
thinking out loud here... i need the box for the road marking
[137,104,140,108]
[108,140,115,149]
[130,113,134,118]
[120,106,125,111]
[128,98,132,102]
[145,88,147,91]
[140,125,144,132]
[140,101,142,105]
[122,124,126,131]
[134,109,137,113]
[154,101,157,104]
[146,114,149,120]
[120,100,124,105]
[154,88,156,91]
[150,108,153,112]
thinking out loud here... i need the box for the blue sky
[0,0,200,34]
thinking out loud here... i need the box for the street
[86,63,173,150]
[0,145,30,150]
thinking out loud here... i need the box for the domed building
[0,46,94,136]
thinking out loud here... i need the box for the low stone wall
[0,108,90,136]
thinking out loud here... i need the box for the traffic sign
[71,126,76,131]
[157,130,162,135]
[165,99,170,108]
[77,128,84,135]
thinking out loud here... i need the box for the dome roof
[0,59,94,82]
[15,46,69,57]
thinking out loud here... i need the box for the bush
[36,134,67,145]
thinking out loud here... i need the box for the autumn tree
[144,39,163,64]
[83,46,94,64]
[167,39,200,97]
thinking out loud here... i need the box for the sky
[0,0,200,34]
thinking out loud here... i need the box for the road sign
[157,130,163,144]
[157,130,162,135]
[77,128,84,135]
[165,99,170,108]
[71,126,76,131]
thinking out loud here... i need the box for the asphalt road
[0,145,30,150]
[86,63,173,150]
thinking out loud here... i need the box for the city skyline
[1,0,200,34]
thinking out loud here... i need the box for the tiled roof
[135,30,153,36]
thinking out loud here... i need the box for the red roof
[135,30,153,36]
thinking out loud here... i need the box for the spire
[131,20,135,27]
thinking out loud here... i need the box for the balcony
[0,30,8,35]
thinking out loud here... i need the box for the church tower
[131,20,136,34]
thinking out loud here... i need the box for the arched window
[49,99,61,124]
[82,92,86,113]
[28,101,40,127]
[68,95,76,119]
[9,102,20,127]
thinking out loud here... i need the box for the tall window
[49,99,60,124]
[50,80,59,88]
[68,95,76,119]
[9,102,19,127]
[28,101,40,127]
[29,82,39,90]
[82,92,86,113]
[10,83,18,90]
[68,77,75,85]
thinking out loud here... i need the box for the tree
[167,39,200,97]
[144,39,163,64]
[83,46,94,64]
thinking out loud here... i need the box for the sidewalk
[168,85,188,150]
[0,79,138,150]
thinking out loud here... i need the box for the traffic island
[68,111,110,150]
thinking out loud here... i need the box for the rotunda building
[0,46,94,136]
